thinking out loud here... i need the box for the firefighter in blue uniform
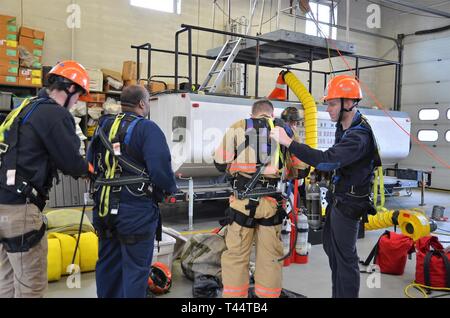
[88,85,177,298]
[271,75,380,298]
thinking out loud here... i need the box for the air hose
[282,71,318,149]
[365,209,437,241]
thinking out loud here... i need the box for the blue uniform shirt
[88,112,178,207]
[288,111,376,192]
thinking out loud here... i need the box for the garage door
[399,32,450,190]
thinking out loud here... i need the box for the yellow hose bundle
[48,233,79,277]
[73,232,99,272]
[47,232,99,282]
[47,237,62,282]
[283,71,318,149]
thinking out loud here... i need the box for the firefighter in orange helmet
[271,75,381,298]
[0,61,92,297]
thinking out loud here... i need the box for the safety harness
[330,113,382,196]
[92,113,162,244]
[328,113,382,221]
[227,117,288,228]
[0,97,56,252]
[0,97,56,211]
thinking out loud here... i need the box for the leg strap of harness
[227,207,257,228]
[227,205,286,228]
[0,222,46,253]
[97,228,152,245]
[258,206,286,227]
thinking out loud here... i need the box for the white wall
[375,1,450,189]
[0,0,386,102]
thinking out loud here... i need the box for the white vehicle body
[149,92,411,178]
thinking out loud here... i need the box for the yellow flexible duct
[365,209,435,241]
[283,71,318,149]
[365,210,395,230]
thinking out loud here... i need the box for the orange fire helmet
[323,75,362,101]
[147,262,172,295]
[47,60,90,94]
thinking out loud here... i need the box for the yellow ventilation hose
[282,71,318,149]
[365,209,436,241]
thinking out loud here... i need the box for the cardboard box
[19,36,43,52]
[122,61,136,81]
[19,59,42,69]
[82,93,106,103]
[17,41,43,62]
[19,26,45,40]
[101,68,122,82]
[19,67,42,78]
[0,15,16,25]
[0,46,17,59]
[148,81,166,93]
[124,79,137,87]
[0,75,18,85]
[0,23,18,41]
[18,74,42,87]
[0,58,19,76]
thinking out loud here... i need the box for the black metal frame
[131,24,404,109]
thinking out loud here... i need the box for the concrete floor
[45,188,450,298]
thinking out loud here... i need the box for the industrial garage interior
[0,0,449,300]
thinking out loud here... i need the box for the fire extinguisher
[281,217,292,256]
[296,209,310,255]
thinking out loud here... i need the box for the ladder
[200,0,260,93]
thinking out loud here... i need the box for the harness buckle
[137,182,146,192]
[350,185,355,195]
[112,186,122,193]
[16,181,28,194]
[0,143,9,154]
[249,197,260,203]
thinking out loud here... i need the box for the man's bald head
[120,85,149,108]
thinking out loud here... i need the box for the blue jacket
[88,112,178,209]
[288,111,376,194]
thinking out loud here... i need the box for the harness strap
[0,222,46,253]
[227,206,285,228]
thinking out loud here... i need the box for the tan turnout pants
[221,195,283,298]
[0,203,47,298]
